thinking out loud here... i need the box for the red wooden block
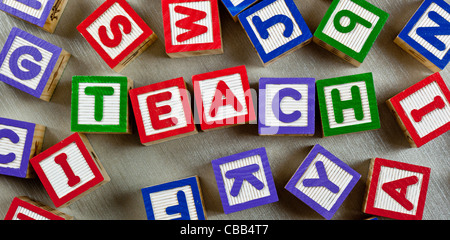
[77,0,157,72]
[30,133,110,208]
[162,0,223,58]
[386,72,450,147]
[4,196,73,220]
[129,77,197,145]
[362,158,431,220]
[193,65,256,131]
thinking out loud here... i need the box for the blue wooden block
[221,0,258,20]
[0,0,56,28]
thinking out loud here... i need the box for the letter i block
[362,158,431,220]
[238,0,313,66]
[30,133,110,208]
[77,0,157,73]
[162,0,223,58]
[4,196,73,220]
[259,78,315,136]
[0,117,45,178]
[212,147,278,214]
[141,176,206,220]
[313,0,389,67]
[193,65,256,131]
[285,144,361,220]
[129,77,197,145]
[0,27,71,101]
[0,0,68,33]
[71,76,133,134]
[395,0,450,72]
[221,0,258,21]
[386,73,450,148]
[316,72,380,137]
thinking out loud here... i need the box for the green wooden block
[316,72,380,137]
[71,76,133,134]
[313,0,389,66]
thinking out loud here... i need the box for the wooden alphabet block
[162,0,223,58]
[77,0,157,72]
[71,76,133,134]
[211,147,278,214]
[316,72,381,137]
[141,176,206,220]
[220,0,258,21]
[129,77,197,145]
[386,72,450,148]
[313,0,389,67]
[258,77,316,136]
[193,65,256,131]
[4,196,73,220]
[362,158,431,220]
[0,27,71,101]
[0,0,68,33]
[238,0,313,66]
[285,144,361,220]
[394,0,450,72]
[30,133,110,208]
[0,117,45,178]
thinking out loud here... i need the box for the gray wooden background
[0,0,448,220]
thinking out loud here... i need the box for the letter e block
[30,133,110,208]
[362,158,431,220]
[4,196,73,220]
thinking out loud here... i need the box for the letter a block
[212,147,278,214]
[193,65,256,131]
[313,0,388,67]
[129,77,197,145]
[71,76,133,134]
[221,0,258,21]
[162,0,223,58]
[0,27,71,101]
[362,158,431,220]
[316,73,380,137]
[30,133,110,208]
[395,0,450,72]
[259,78,315,136]
[0,117,45,178]
[386,73,450,148]
[141,176,206,220]
[0,0,68,33]
[77,0,157,73]
[238,0,313,66]
[4,196,73,220]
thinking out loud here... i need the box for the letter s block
[4,196,73,220]
[386,73,450,148]
[30,133,110,208]
[77,0,157,73]
[0,27,71,101]
[313,0,388,67]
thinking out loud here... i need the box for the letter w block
[162,0,223,58]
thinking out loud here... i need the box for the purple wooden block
[285,144,361,219]
[259,78,315,135]
[212,147,278,214]
[0,27,62,99]
[0,117,36,178]
[0,0,56,28]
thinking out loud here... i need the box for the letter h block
[162,0,223,58]
[285,144,361,220]
[238,0,313,66]
[386,73,450,148]
[212,147,278,214]
[0,117,45,178]
[313,0,389,67]
[362,158,431,220]
[77,0,157,73]
[4,196,73,220]
[0,0,68,33]
[316,72,381,137]
[30,133,110,208]
[141,176,206,220]
[71,76,133,134]
[0,27,71,101]
[395,0,450,72]
[129,77,197,146]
